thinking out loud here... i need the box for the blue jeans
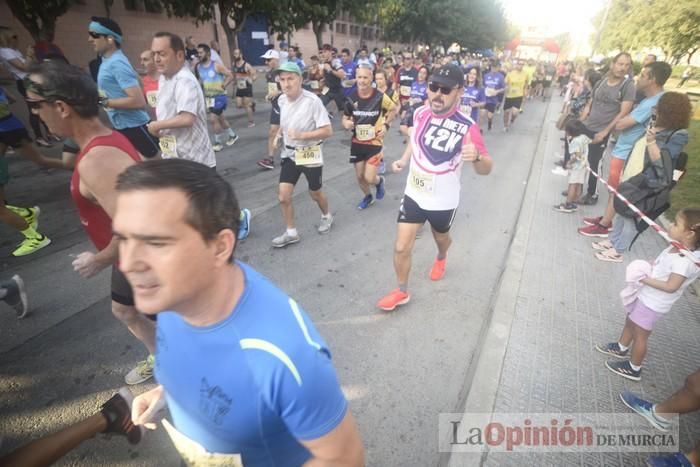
[610,215,638,252]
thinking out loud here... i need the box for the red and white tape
[586,166,700,267]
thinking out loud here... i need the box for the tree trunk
[312,21,323,49]
[219,2,244,67]
[687,47,698,64]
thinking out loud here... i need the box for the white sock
[286,228,298,237]
[629,362,641,371]
[618,342,629,351]
[321,213,331,220]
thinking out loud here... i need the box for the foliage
[669,119,700,219]
[594,0,700,64]
[6,0,76,42]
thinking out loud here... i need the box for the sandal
[595,249,623,263]
[591,240,613,251]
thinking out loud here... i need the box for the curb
[439,100,553,467]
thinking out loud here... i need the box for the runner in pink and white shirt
[377,64,493,312]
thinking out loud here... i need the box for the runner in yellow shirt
[503,60,529,132]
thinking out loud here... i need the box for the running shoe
[125,355,155,385]
[247,122,255,128]
[595,342,629,358]
[429,257,447,281]
[35,137,52,147]
[551,166,569,176]
[257,158,275,170]
[318,214,334,234]
[646,453,693,467]
[605,359,641,381]
[1,275,28,319]
[378,159,386,175]
[583,215,603,226]
[12,235,51,257]
[272,232,300,248]
[553,203,578,213]
[238,208,251,240]
[212,143,223,152]
[578,223,611,238]
[377,289,410,311]
[619,391,671,432]
[357,194,375,210]
[7,205,40,229]
[376,176,386,200]
[226,134,239,146]
[100,387,143,444]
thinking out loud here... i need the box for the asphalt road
[0,91,550,466]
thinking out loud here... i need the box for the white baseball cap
[261,49,280,60]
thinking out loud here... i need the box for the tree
[6,0,76,42]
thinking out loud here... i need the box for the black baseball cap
[429,64,464,88]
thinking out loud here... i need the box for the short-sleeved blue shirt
[154,262,348,466]
[611,92,664,160]
[483,72,505,105]
[97,50,149,130]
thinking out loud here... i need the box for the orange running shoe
[430,257,447,281]
[377,288,410,311]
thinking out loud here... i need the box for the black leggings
[585,134,609,197]
[16,79,47,141]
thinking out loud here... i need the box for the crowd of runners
[0,17,699,467]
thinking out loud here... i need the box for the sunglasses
[25,98,49,110]
[428,82,456,95]
[88,31,106,39]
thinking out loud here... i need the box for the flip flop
[592,240,613,251]
[595,249,623,263]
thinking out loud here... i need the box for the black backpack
[614,131,688,245]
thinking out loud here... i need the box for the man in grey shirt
[579,52,635,204]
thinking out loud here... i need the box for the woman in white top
[0,29,50,146]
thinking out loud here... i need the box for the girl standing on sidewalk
[595,208,700,381]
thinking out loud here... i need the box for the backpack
[614,130,688,246]
[591,76,632,107]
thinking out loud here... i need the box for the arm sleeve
[113,61,141,90]
[382,93,395,113]
[467,124,489,157]
[622,80,636,102]
[175,78,201,116]
[670,255,699,279]
[313,98,331,128]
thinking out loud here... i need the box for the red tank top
[70,132,141,251]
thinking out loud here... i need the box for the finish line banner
[439,412,679,453]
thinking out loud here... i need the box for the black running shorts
[236,87,253,98]
[279,157,323,191]
[117,124,160,159]
[504,97,523,111]
[484,102,497,114]
[397,194,457,234]
[0,127,31,149]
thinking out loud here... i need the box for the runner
[257,49,281,170]
[394,52,418,127]
[377,65,492,311]
[272,62,334,248]
[460,67,486,126]
[88,17,160,159]
[503,59,528,132]
[340,48,357,97]
[139,49,159,120]
[0,87,51,257]
[523,59,536,100]
[147,32,216,169]
[195,43,238,152]
[25,60,156,384]
[399,65,429,136]
[542,62,556,101]
[482,61,505,131]
[0,274,28,318]
[319,44,346,116]
[112,159,364,466]
[374,67,398,175]
[305,55,324,96]
[342,64,396,209]
[232,48,257,128]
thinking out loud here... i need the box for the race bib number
[460,104,472,116]
[545,75,553,81]
[205,97,215,108]
[159,135,178,159]
[309,80,320,90]
[321,86,330,95]
[485,87,497,97]
[356,124,375,141]
[342,79,354,88]
[409,97,423,106]
[400,85,411,97]
[294,144,323,166]
[409,165,435,194]
[267,82,278,95]
[237,79,248,90]
[162,419,243,467]
[146,90,158,108]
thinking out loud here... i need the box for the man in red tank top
[25,60,157,385]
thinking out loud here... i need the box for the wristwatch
[474,153,482,162]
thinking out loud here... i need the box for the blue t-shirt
[612,91,664,160]
[342,60,357,96]
[97,50,149,130]
[410,81,427,102]
[154,262,348,466]
[0,88,25,132]
[460,85,485,121]
[482,72,505,104]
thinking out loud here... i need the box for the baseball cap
[429,64,464,88]
[275,62,302,76]
[261,49,280,60]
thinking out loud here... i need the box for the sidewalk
[457,96,700,466]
